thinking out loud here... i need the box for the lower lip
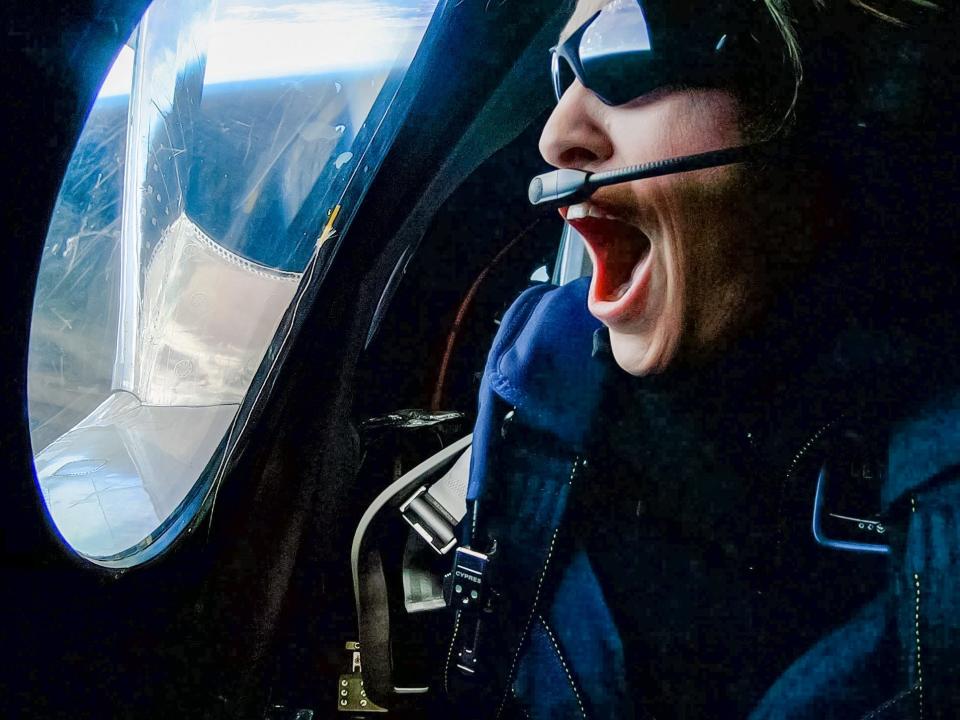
[587,247,653,326]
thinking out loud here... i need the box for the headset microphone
[527,142,774,209]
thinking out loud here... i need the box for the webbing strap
[400,445,471,555]
[898,479,960,718]
[444,414,582,713]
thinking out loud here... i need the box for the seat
[351,435,472,706]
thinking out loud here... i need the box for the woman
[446,0,960,718]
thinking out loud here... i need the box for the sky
[98,0,439,97]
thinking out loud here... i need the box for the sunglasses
[550,0,751,106]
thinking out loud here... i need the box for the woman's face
[540,1,795,376]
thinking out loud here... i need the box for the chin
[607,325,678,376]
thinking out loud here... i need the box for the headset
[528,142,773,208]
[527,0,945,210]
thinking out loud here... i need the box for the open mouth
[562,202,652,317]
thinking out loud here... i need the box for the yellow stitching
[538,613,588,719]
[510,688,533,720]
[494,457,581,720]
[494,525,562,720]
[915,572,924,719]
[444,609,463,695]
[858,684,919,720]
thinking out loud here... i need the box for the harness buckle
[443,546,493,676]
[399,485,458,555]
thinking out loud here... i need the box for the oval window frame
[28,0,448,569]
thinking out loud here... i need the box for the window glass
[28,0,440,564]
[553,225,593,285]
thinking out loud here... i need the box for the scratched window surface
[27,0,440,563]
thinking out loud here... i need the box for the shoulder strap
[445,279,607,712]
[886,389,960,718]
[466,277,604,508]
[891,475,960,719]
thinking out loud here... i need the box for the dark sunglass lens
[579,0,657,104]
[582,52,657,105]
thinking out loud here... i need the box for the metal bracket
[337,642,387,714]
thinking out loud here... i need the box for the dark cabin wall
[0,2,563,718]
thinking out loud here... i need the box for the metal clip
[443,547,493,676]
[400,486,458,555]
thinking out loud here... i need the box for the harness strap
[884,389,960,718]
[444,407,583,713]
[444,279,605,713]
[400,444,471,555]
[897,477,960,719]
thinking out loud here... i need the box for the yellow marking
[318,204,342,249]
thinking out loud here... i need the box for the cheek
[616,90,743,160]
[603,90,752,367]
[652,166,757,346]
[647,181,686,321]
[682,170,765,343]
[678,90,743,150]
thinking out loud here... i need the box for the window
[553,225,593,285]
[28,0,441,565]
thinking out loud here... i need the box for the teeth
[565,201,617,221]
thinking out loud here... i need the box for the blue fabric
[512,621,583,719]
[897,478,960,714]
[467,278,603,500]
[544,548,632,719]
[749,593,906,720]
[885,389,960,507]
[459,279,960,719]
[445,414,581,713]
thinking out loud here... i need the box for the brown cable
[430,217,545,410]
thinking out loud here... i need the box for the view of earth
[29,0,439,450]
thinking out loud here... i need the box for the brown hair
[757,0,938,131]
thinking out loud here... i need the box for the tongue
[613,262,647,301]
[574,218,650,302]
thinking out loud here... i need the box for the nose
[538,81,614,171]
